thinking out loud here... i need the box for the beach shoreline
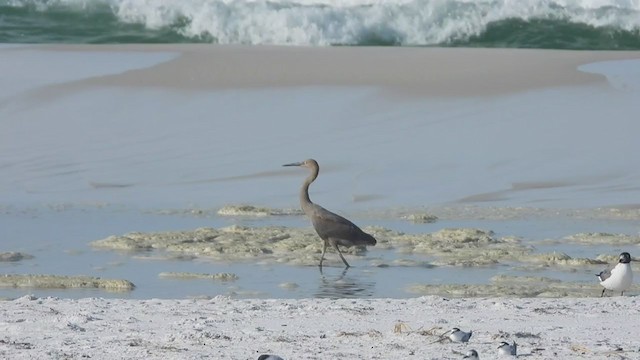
[29,44,640,96]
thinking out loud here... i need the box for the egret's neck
[299,166,318,213]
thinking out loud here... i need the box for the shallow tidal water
[2,47,640,300]
[1,204,639,300]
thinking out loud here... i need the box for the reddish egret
[597,252,633,296]
[283,159,376,268]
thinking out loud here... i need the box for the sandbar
[31,44,640,96]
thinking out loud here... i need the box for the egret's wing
[310,205,362,240]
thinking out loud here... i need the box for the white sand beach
[1,295,639,359]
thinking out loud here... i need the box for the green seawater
[1,1,639,49]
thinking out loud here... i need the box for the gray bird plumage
[463,349,479,359]
[596,269,612,282]
[257,355,284,360]
[283,159,376,268]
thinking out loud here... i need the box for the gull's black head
[619,252,632,264]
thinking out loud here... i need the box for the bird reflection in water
[314,268,375,299]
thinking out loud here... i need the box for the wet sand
[1,295,638,359]
[3,45,640,210]
[28,44,640,97]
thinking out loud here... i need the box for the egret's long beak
[282,162,304,167]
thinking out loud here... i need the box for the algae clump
[0,274,135,291]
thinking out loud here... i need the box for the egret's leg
[331,240,351,268]
[319,239,328,268]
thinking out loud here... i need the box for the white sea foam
[112,0,640,45]
[8,0,640,45]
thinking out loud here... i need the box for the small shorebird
[258,355,284,360]
[448,327,473,343]
[463,349,480,359]
[497,341,517,356]
[596,252,633,297]
[283,159,376,268]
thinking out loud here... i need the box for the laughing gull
[463,349,480,359]
[448,327,473,343]
[498,341,517,356]
[597,252,633,297]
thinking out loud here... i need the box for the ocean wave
[2,0,640,48]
